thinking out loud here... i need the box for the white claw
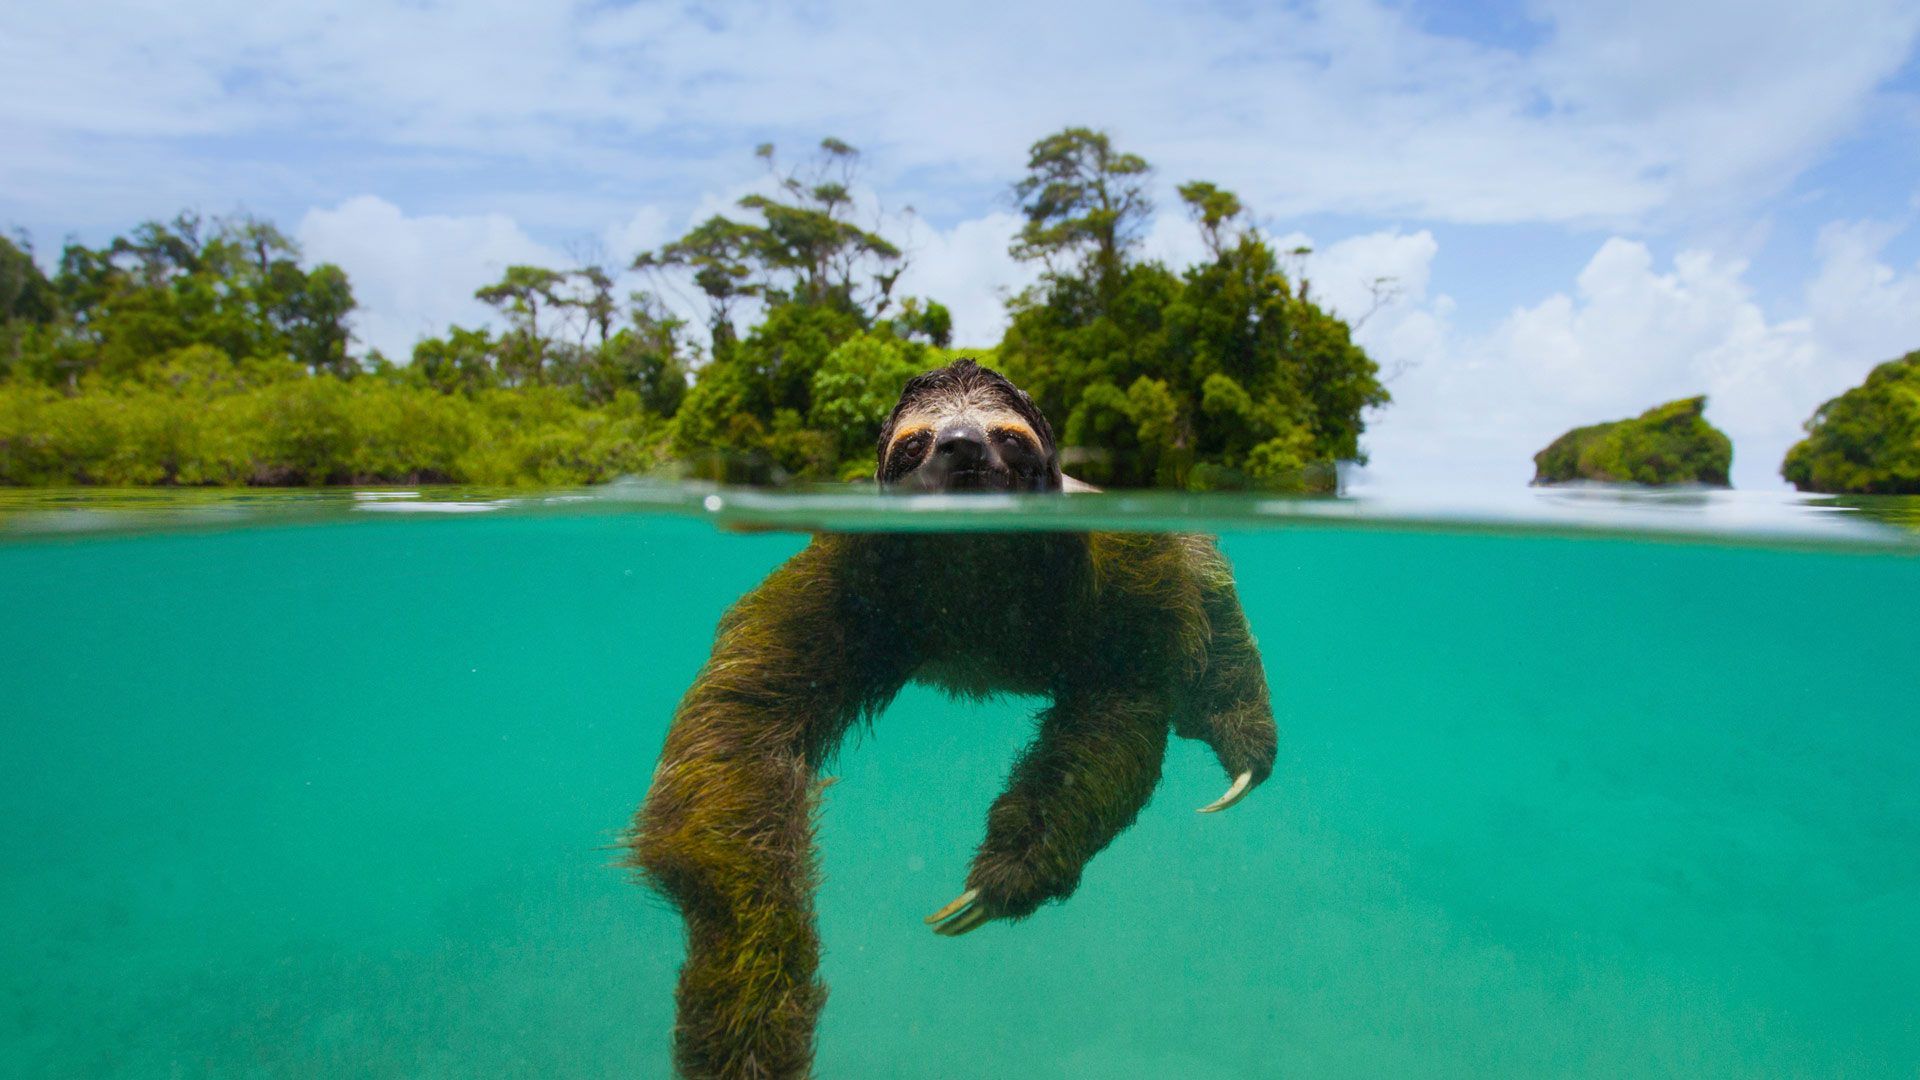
[934,904,991,937]
[1197,770,1254,814]
[924,888,979,925]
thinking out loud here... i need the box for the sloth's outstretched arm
[926,689,1169,936]
[628,539,902,1080]
[1179,543,1278,814]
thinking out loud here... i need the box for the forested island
[0,129,1386,491]
[1782,350,1920,495]
[1532,397,1733,487]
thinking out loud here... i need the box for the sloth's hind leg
[630,743,826,1080]
[926,690,1168,935]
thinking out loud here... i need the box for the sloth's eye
[991,428,1031,451]
[897,432,930,456]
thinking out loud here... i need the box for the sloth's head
[876,357,1062,493]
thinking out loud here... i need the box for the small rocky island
[1532,396,1733,486]
[1782,350,1920,494]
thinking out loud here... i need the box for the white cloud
[1529,0,1920,216]
[1279,229,1440,325]
[599,206,671,271]
[893,212,1038,349]
[5,0,1917,237]
[1140,210,1211,271]
[1303,230,1452,390]
[296,196,567,359]
[1805,219,1920,364]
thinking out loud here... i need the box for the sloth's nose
[934,424,989,468]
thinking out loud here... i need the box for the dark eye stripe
[881,430,932,482]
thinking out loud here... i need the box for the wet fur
[627,361,1276,1079]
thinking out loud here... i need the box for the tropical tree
[998,128,1387,490]
[475,265,567,385]
[1011,126,1154,297]
[634,216,762,357]
[634,138,906,348]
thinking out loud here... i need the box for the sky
[5,0,1920,491]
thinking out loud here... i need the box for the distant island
[1532,396,1733,487]
[1782,350,1920,495]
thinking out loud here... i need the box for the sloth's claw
[926,888,992,935]
[924,888,978,926]
[934,904,991,936]
[1197,770,1254,814]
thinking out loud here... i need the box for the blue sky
[4,0,1920,490]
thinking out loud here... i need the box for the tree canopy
[1782,351,1920,494]
[998,131,1389,491]
[7,214,357,387]
[1011,127,1153,296]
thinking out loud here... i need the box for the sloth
[628,358,1277,1079]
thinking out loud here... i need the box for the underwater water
[1,487,1916,1078]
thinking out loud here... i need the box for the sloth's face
[876,360,1062,493]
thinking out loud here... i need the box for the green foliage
[595,321,689,417]
[809,333,931,473]
[1177,181,1243,259]
[1000,132,1387,491]
[1,234,61,379]
[412,325,499,395]
[884,297,953,349]
[1532,396,1733,486]
[408,286,689,410]
[628,137,960,483]
[474,265,568,385]
[1782,350,1920,494]
[0,345,669,486]
[3,130,1399,491]
[24,213,359,383]
[672,300,916,481]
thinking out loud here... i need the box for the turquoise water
[1,491,1917,1077]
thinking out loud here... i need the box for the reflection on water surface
[2,480,1918,547]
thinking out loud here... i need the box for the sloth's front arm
[1180,537,1278,813]
[924,686,1173,935]
[925,536,1278,937]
